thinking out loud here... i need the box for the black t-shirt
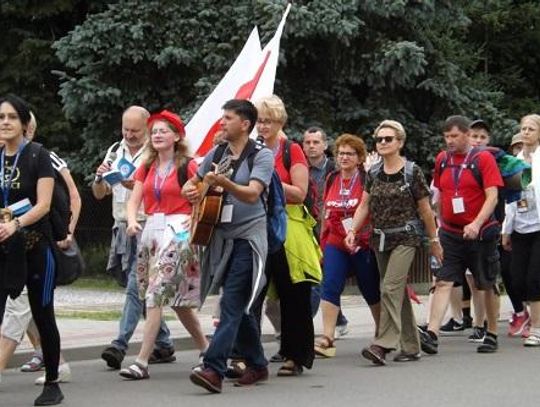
[1,142,54,232]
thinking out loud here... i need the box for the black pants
[269,245,314,369]
[510,231,540,302]
[500,246,524,313]
[0,238,60,382]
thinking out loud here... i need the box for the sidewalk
[8,287,515,368]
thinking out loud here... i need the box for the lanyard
[1,141,27,207]
[449,149,472,196]
[153,160,173,203]
[339,170,359,213]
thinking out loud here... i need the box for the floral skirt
[136,214,200,308]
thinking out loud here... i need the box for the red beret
[148,110,185,137]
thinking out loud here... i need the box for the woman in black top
[0,94,63,405]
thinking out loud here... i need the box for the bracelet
[13,217,21,231]
[429,237,440,243]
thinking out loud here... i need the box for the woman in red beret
[119,110,208,380]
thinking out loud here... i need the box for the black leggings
[0,238,60,382]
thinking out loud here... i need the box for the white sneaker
[524,333,540,347]
[336,324,349,338]
[35,363,71,385]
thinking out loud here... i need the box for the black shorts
[435,229,499,290]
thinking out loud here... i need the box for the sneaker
[225,359,246,379]
[419,330,438,355]
[101,346,125,370]
[21,354,45,372]
[336,323,349,338]
[148,347,176,364]
[468,326,486,343]
[190,367,222,393]
[440,318,464,334]
[508,311,530,337]
[523,332,540,347]
[34,382,64,406]
[234,366,269,387]
[393,352,421,362]
[35,363,71,385]
[269,352,285,363]
[477,333,498,353]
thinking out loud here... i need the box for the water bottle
[430,255,441,271]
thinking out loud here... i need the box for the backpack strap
[323,169,340,201]
[177,157,194,186]
[211,142,228,166]
[438,147,483,188]
[282,139,292,171]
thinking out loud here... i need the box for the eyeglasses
[256,118,275,126]
[375,136,397,144]
[151,128,173,135]
[337,151,357,157]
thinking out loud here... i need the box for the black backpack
[26,142,71,241]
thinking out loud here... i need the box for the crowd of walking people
[0,92,538,405]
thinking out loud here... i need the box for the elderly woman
[0,94,63,405]
[119,110,208,379]
[314,134,381,358]
[345,120,441,365]
[255,95,321,376]
[502,114,540,346]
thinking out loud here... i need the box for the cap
[510,133,523,147]
[148,110,185,137]
[470,119,490,133]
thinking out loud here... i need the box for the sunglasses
[375,136,396,144]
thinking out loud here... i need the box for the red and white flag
[185,3,292,157]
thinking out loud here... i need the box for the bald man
[93,106,175,369]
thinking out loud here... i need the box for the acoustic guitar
[190,156,233,246]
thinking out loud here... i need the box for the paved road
[2,327,538,407]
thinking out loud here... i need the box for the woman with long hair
[119,110,208,379]
[345,120,441,364]
[0,94,63,405]
[315,134,381,357]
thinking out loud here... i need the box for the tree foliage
[3,1,540,177]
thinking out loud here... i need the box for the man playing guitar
[183,99,274,393]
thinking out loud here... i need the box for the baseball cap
[469,119,490,133]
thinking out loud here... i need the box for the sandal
[119,362,150,380]
[277,360,303,377]
[314,335,336,358]
[20,354,45,372]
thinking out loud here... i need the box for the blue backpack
[212,139,287,254]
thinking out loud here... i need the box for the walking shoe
[417,324,428,333]
[35,363,71,385]
[477,333,498,353]
[21,354,45,372]
[462,315,473,329]
[361,345,387,366]
[419,330,438,354]
[148,347,176,364]
[508,311,530,337]
[34,382,64,406]
[234,366,269,387]
[393,352,421,362]
[336,323,349,338]
[523,332,540,347]
[225,359,246,379]
[522,323,531,338]
[101,346,125,370]
[190,367,222,393]
[269,352,285,363]
[440,318,465,334]
[468,326,486,343]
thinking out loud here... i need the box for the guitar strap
[212,139,256,202]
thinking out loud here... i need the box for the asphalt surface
[2,326,539,407]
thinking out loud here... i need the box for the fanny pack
[373,219,424,251]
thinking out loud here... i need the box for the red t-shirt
[274,138,308,186]
[321,171,370,251]
[433,150,503,231]
[133,159,198,215]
